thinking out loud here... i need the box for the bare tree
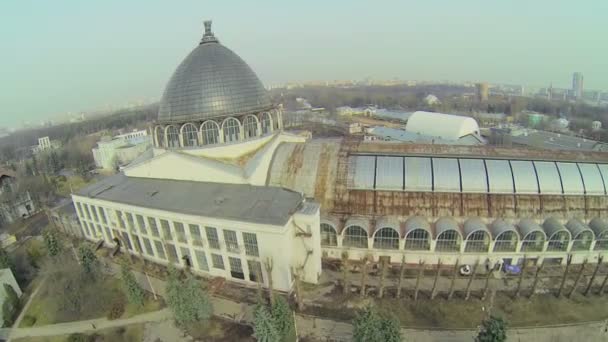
[414,260,424,301]
[448,259,459,300]
[396,255,406,298]
[584,255,603,296]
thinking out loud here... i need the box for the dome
[158,21,272,123]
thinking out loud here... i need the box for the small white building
[31,136,61,154]
[424,94,440,106]
[92,130,151,170]
[405,111,480,140]
[592,121,602,131]
[1,168,35,227]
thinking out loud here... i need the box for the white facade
[406,111,480,140]
[0,172,35,226]
[71,193,321,292]
[92,130,152,170]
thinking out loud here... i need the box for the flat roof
[75,174,304,226]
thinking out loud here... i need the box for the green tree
[120,262,144,306]
[78,245,97,275]
[476,315,507,342]
[271,296,295,341]
[43,229,62,257]
[2,283,19,326]
[165,266,212,327]
[353,306,402,342]
[253,303,280,342]
[0,246,13,272]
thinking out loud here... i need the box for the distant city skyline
[1,0,607,127]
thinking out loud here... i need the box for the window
[343,225,368,248]
[95,224,103,238]
[595,232,608,251]
[180,247,192,267]
[243,232,259,257]
[154,240,166,259]
[133,235,143,253]
[90,205,99,222]
[126,213,135,231]
[76,202,84,217]
[465,231,490,252]
[572,231,593,251]
[181,123,199,147]
[174,222,187,243]
[201,121,220,145]
[405,229,430,250]
[195,250,209,271]
[189,224,203,246]
[160,219,172,240]
[320,223,337,246]
[436,230,461,252]
[166,243,178,262]
[211,254,224,269]
[494,231,518,252]
[98,207,107,224]
[206,227,220,249]
[136,215,147,235]
[224,230,239,253]
[229,257,245,279]
[373,227,400,249]
[547,231,570,251]
[148,217,160,237]
[121,232,133,250]
[83,204,92,220]
[243,115,259,139]
[521,231,545,252]
[166,126,179,148]
[222,118,241,143]
[116,211,125,229]
[104,227,112,242]
[248,260,263,283]
[143,238,154,256]
[261,112,273,135]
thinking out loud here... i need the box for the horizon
[1,0,606,127]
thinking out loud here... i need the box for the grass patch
[20,276,163,327]
[13,323,144,342]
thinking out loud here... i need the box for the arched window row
[153,111,281,148]
[319,217,608,253]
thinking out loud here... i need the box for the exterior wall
[292,207,323,284]
[0,177,35,225]
[93,135,152,170]
[71,194,320,292]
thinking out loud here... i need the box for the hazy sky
[1,0,606,127]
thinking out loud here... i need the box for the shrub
[21,315,36,327]
[107,297,126,320]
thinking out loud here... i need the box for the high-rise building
[476,82,489,101]
[572,72,584,99]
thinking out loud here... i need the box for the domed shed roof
[158,21,272,123]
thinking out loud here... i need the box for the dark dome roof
[158,22,272,123]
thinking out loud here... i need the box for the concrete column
[337,235,343,248]
[398,238,405,251]
[460,239,466,253]
[589,240,597,252]
[516,241,524,253]
[178,130,184,147]
[567,240,575,253]
[542,241,549,252]
[256,122,262,138]
[430,239,437,252]
[218,127,225,144]
[488,240,496,253]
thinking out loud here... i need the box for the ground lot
[13,323,144,342]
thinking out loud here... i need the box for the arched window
[465,230,490,252]
[493,231,518,252]
[320,223,337,247]
[547,231,570,251]
[201,121,220,145]
[595,231,608,251]
[222,118,241,143]
[155,126,165,147]
[343,225,368,248]
[436,230,461,252]
[243,115,259,139]
[261,112,273,135]
[572,231,594,251]
[166,126,180,148]
[181,123,199,147]
[373,227,400,249]
[405,229,430,250]
[521,231,545,252]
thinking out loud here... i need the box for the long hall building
[71,21,608,292]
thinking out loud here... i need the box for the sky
[0,0,607,128]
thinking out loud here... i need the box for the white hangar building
[405,111,480,140]
[71,22,608,293]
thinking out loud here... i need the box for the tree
[2,284,19,326]
[253,303,280,342]
[0,246,13,272]
[43,229,62,257]
[120,262,144,307]
[78,244,97,275]
[271,296,295,341]
[353,306,402,342]
[476,315,507,342]
[165,266,212,327]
